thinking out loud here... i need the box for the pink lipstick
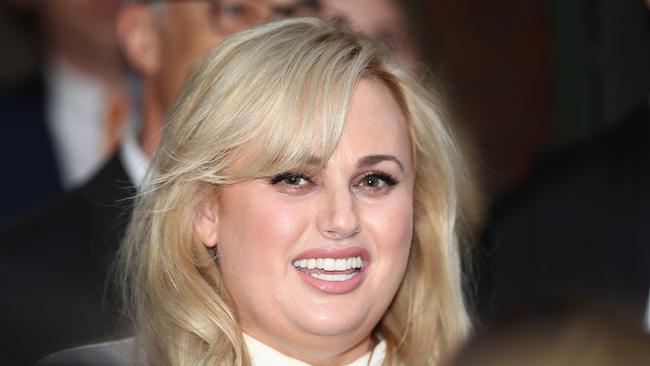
[291,247,370,294]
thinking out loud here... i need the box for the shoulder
[0,155,135,361]
[0,152,134,249]
[36,338,136,366]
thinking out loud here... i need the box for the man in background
[0,0,131,221]
[319,0,420,75]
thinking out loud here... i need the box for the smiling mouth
[292,256,363,282]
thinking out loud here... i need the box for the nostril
[323,217,361,239]
[324,229,358,240]
[317,190,361,239]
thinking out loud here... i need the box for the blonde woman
[41,17,471,365]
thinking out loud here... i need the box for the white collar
[244,334,386,366]
[119,122,150,189]
[45,56,112,188]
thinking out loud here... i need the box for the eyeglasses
[214,0,319,33]
[149,0,320,34]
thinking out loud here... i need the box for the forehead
[335,78,411,169]
[157,0,319,29]
[263,0,305,5]
[223,0,318,9]
[320,0,404,34]
[225,78,411,180]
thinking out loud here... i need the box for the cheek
[217,192,308,272]
[365,192,414,255]
[216,190,311,325]
[160,20,224,107]
[362,192,413,315]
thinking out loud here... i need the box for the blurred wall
[0,2,39,85]
[422,0,650,198]
[424,0,550,196]
[596,1,650,126]
[552,0,650,146]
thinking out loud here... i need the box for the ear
[116,5,161,76]
[194,197,219,248]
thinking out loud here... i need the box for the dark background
[420,0,650,199]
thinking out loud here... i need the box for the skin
[116,0,317,156]
[319,0,420,75]
[36,0,125,82]
[195,78,416,365]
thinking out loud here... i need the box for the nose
[317,187,361,240]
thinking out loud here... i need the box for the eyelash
[269,172,313,185]
[269,171,399,188]
[357,171,398,188]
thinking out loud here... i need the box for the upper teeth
[292,256,363,271]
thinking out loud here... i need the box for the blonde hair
[118,17,470,365]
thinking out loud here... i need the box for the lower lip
[295,267,367,294]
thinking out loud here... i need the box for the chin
[295,305,375,338]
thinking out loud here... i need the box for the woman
[119,17,470,365]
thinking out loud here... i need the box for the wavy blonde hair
[118,17,471,366]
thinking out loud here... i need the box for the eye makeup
[269,171,313,186]
[356,171,398,188]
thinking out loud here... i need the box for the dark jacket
[0,75,63,221]
[0,153,134,364]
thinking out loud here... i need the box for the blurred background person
[447,298,650,366]
[0,0,318,364]
[0,0,131,221]
[318,0,420,75]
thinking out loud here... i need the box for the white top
[38,335,387,365]
[244,334,386,366]
[45,56,131,189]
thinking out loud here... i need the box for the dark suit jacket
[478,105,650,320]
[0,75,63,222]
[0,153,134,365]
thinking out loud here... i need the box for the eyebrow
[357,155,404,172]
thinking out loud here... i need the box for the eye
[218,0,256,21]
[355,172,398,192]
[270,172,312,186]
[222,3,247,18]
[362,175,383,188]
[269,172,315,195]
